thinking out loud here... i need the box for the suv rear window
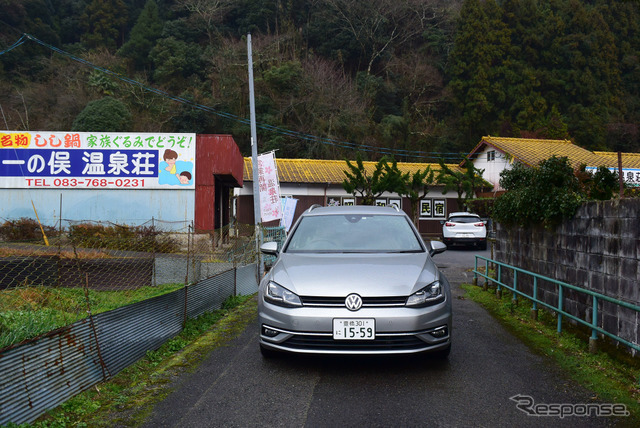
[448,216,481,223]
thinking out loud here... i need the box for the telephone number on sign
[25,178,147,188]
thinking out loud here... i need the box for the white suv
[441,212,487,250]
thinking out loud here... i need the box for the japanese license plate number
[333,318,375,340]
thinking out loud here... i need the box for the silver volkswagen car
[258,205,452,358]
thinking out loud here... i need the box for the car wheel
[260,344,278,358]
[432,343,451,359]
[479,241,487,251]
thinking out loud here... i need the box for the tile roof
[243,158,461,183]
[467,136,608,169]
[593,152,640,169]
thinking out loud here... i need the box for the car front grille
[300,296,407,307]
[282,334,428,352]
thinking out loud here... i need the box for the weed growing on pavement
[22,294,256,428]
[462,284,640,423]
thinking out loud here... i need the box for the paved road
[144,247,617,427]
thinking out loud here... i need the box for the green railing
[473,255,640,354]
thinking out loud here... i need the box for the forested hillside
[0,0,638,161]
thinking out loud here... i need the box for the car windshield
[448,216,481,223]
[285,214,424,253]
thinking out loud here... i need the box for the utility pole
[617,152,624,198]
[248,33,263,277]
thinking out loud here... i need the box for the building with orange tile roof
[236,158,465,235]
[465,136,640,190]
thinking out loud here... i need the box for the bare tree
[175,0,233,43]
[318,0,446,74]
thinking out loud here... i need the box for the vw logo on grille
[345,294,363,311]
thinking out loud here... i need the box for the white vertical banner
[257,152,283,222]
[280,197,298,232]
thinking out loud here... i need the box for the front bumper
[258,298,452,355]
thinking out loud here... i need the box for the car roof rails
[390,204,400,212]
[307,204,323,213]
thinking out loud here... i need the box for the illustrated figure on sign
[159,149,193,186]
[177,171,192,184]
[163,149,179,174]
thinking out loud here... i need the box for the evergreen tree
[118,0,162,70]
[539,0,622,149]
[596,0,640,151]
[0,0,60,77]
[52,0,89,45]
[392,165,435,226]
[72,96,133,131]
[81,0,128,50]
[499,0,549,134]
[447,0,511,149]
[437,159,487,211]
[342,154,403,205]
[149,36,204,91]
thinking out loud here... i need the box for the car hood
[267,252,439,297]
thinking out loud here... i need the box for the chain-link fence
[0,217,264,351]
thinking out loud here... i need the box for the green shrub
[71,96,133,132]
[492,156,585,228]
[466,198,495,218]
[577,165,621,201]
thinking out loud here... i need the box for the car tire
[479,241,487,251]
[260,344,278,358]
[432,343,451,359]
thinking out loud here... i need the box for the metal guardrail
[473,255,640,354]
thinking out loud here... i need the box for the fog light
[430,326,448,338]
[262,326,279,337]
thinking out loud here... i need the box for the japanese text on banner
[0,131,196,189]
[257,152,282,222]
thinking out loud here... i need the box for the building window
[487,150,496,161]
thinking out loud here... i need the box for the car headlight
[406,281,444,307]
[264,281,302,307]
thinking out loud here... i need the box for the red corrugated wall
[195,135,244,231]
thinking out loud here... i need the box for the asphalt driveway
[143,248,617,427]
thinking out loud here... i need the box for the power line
[1,34,466,162]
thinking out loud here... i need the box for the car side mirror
[439,220,445,225]
[428,240,447,256]
[260,241,279,256]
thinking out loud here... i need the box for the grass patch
[8,294,257,428]
[462,283,640,423]
[0,283,184,350]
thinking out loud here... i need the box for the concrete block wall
[494,199,640,353]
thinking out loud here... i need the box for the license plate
[333,318,375,340]
[457,233,474,238]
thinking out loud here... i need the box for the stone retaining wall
[494,198,639,352]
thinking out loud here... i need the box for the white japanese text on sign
[0,131,196,189]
